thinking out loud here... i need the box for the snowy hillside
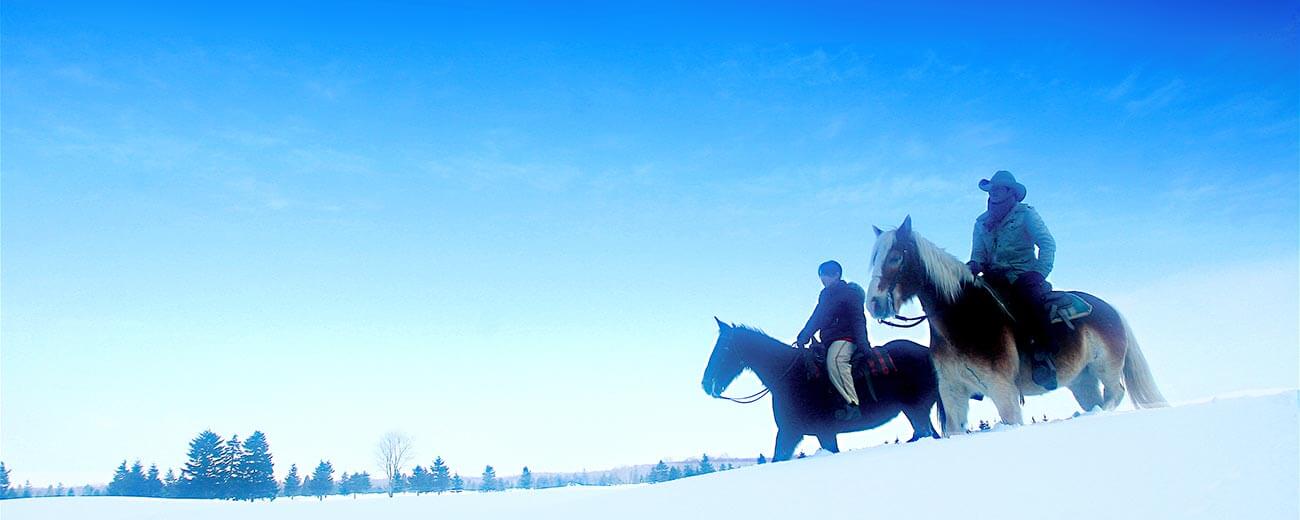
[4,390,1297,520]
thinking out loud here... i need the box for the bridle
[875,243,929,328]
[711,337,803,405]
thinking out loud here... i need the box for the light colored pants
[828,340,859,406]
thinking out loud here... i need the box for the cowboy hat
[979,170,1026,201]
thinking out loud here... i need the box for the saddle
[982,282,1094,359]
[803,340,896,401]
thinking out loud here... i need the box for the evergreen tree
[240,431,278,501]
[81,485,95,497]
[757,454,767,464]
[480,465,499,492]
[223,435,244,500]
[307,461,334,500]
[337,473,351,495]
[162,469,179,498]
[697,454,715,474]
[129,461,146,495]
[179,430,227,499]
[341,472,371,496]
[145,464,164,497]
[450,473,464,493]
[682,466,697,478]
[21,481,32,498]
[108,460,131,496]
[0,461,10,499]
[282,465,302,498]
[408,466,433,495]
[649,461,669,483]
[666,466,681,481]
[107,460,152,496]
[517,467,532,489]
[431,457,451,494]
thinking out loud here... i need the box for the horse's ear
[873,225,883,237]
[714,316,730,330]
[899,215,913,239]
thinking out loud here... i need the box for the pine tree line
[645,454,738,484]
[99,430,279,500]
[1,462,112,499]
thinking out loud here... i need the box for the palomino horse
[702,318,941,461]
[865,216,1166,436]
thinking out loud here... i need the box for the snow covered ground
[4,390,1297,520]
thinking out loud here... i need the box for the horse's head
[702,317,746,398]
[867,215,924,320]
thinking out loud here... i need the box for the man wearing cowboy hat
[966,170,1060,390]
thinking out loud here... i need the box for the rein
[715,345,803,405]
[717,388,770,404]
[879,314,927,328]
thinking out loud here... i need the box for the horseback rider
[794,260,871,421]
[965,170,1060,390]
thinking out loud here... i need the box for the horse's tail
[1120,315,1168,408]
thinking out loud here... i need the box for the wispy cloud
[52,65,116,88]
[950,120,1014,149]
[226,177,292,211]
[426,156,584,193]
[904,51,968,81]
[1125,79,1185,114]
[305,79,357,101]
[770,47,866,85]
[1105,69,1142,101]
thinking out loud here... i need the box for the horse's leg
[903,406,935,442]
[1067,367,1104,412]
[1094,354,1127,411]
[938,382,970,436]
[773,429,801,462]
[988,374,1024,426]
[816,433,840,453]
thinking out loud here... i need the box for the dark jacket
[797,280,870,348]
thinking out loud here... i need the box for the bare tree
[375,431,414,497]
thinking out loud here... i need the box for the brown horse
[865,216,1166,435]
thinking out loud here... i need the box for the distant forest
[0,430,759,500]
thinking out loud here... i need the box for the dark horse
[702,318,941,461]
[865,216,1167,436]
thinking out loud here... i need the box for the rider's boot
[835,402,861,421]
[1031,346,1058,390]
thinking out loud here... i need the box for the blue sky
[2,1,1297,486]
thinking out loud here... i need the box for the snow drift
[4,390,1297,520]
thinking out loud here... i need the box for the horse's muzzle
[868,294,893,320]
[703,379,720,398]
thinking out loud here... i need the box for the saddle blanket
[805,342,896,378]
[1046,292,1093,329]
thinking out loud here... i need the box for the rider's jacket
[798,280,870,348]
[971,203,1055,285]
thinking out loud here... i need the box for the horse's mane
[874,227,973,304]
[912,232,974,303]
[730,324,790,349]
